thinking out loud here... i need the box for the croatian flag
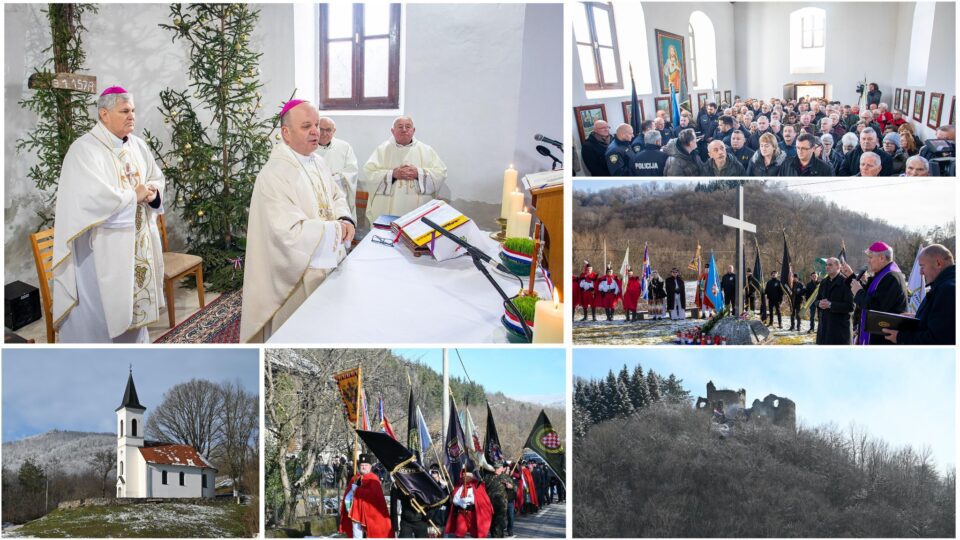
[705,251,725,311]
[641,243,652,300]
[378,397,397,440]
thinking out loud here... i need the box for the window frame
[179,471,185,486]
[318,3,401,110]
[131,418,137,437]
[162,470,168,485]
[800,13,824,49]
[687,22,698,88]
[202,473,208,489]
[576,2,624,91]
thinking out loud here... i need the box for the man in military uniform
[631,131,668,176]
[604,123,636,176]
[484,461,512,538]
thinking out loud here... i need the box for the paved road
[512,501,566,538]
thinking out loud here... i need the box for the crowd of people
[580,93,956,177]
[339,453,563,538]
[574,242,956,345]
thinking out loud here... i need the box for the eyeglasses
[372,235,395,247]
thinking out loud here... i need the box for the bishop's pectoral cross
[721,183,756,316]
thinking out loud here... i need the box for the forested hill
[574,181,955,278]
[574,403,955,538]
[2,430,114,473]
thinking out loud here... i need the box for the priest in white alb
[240,100,356,343]
[315,116,359,221]
[363,115,447,224]
[51,86,165,343]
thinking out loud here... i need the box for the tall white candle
[500,165,519,219]
[506,207,531,238]
[532,291,563,343]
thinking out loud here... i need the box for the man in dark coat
[842,241,908,345]
[816,258,855,345]
[665,268,686,319]
[604,124,638,176]
[700,140,746,176]
[663,129,702,176]
[804,272,820,333]
[764,271,783,328]
[788,273,805,331]
[838,128,894,176]
[631,131,668,176]
[720,265,737,312]
[883,244,956,345]
[745,270,760,313]
[780,134,836,176]
[697,103,719,143]
[580,120,612,176]
[728,131,755,170]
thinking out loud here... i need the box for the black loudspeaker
[5,281,41,331]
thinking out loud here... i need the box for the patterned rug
[154,290,242,344]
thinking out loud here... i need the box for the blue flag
[705,251,725,311]
[669,84,681,128]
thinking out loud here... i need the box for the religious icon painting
[622,99,645,125]
[901,89,911,115]
[913,90,925,122]
[697,92,708,111]
[714,91,722,105]
[575,104,607,143]
[724,90,732,104]
[654,96,670,115]
[654,29,688,99]
[895,88,901,109]
[927,92,944,129]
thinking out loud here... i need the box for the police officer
[484,461,512,538]
[631,131,668,176]
[604,123,637,176]
[629,120,655,154]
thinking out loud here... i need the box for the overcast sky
[2,349,259,443]
[575,179,955,231]
[393,348,566,406]
[574,348,955,474]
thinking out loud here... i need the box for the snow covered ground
[573,313,818,345]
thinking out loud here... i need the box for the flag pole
[354,363,362,474]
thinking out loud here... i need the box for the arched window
[789,8,826,74]
[907,2,935,86]
[687,11,717,90]
[119,420,123,438]
[131,419,138,437]
[576,2,652,97]
[119,461,124,476]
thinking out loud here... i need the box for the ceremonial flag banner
[641,243,652,300]
[706,252,724,311]
[445,395,474,480]
[463,407,490,469]
[356,429,449,511]
[687,243,702,273]
[629,63,642,136]
[670,84,681,127]
[378,397,396,440]
[333,367,361,424]
[524,410,565,485]
[619,246,631,285]
[907,244,927,312]
[406,389,420,459]
[359,389,370,431]
[781,232,793,296]
[484,403,505,465]
[416,406,432,454]
[838,242,848,265]
[754,240,767,317]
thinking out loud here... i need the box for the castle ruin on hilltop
[695,381,796,430]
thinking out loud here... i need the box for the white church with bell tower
[115,368,217,498]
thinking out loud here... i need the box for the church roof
[139,442,216,470]
[115,371,146,412]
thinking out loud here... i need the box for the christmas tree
[16,4,98,227]
[145,4,279,291]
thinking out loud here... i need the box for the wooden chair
[29,228,56,343]
[157,214,205,328]
[353,191,369,247]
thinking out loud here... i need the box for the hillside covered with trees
[573,365,955,538]
[574,181,955,279]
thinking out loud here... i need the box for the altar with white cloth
[267,230,552,344]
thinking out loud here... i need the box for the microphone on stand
[534,134,563,151]
[536,145,562,170]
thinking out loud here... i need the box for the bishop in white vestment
[240,100,356,343]
[362,116,447,224]
[51,86,165,343]
[315,117,359,221]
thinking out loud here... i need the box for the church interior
[572,1,956,175]
[3,3,562,343]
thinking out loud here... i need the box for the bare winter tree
[218,380,259,497]
[87,450,115,497]
[145,379,224,456]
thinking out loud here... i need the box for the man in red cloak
[622,266,642,322]
[512,460,539,515]
[444,471,493,538]
[339,453,393,538]
[596,264,622,321]
[577,261,598,321]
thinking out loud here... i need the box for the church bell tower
[116,367,146,497]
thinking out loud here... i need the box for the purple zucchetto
[100,86,128,97]
[280,99,307,118]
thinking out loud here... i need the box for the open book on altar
[390,199,482,261]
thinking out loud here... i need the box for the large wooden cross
[721,183,756,316]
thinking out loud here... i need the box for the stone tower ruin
[696,380,796,430]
